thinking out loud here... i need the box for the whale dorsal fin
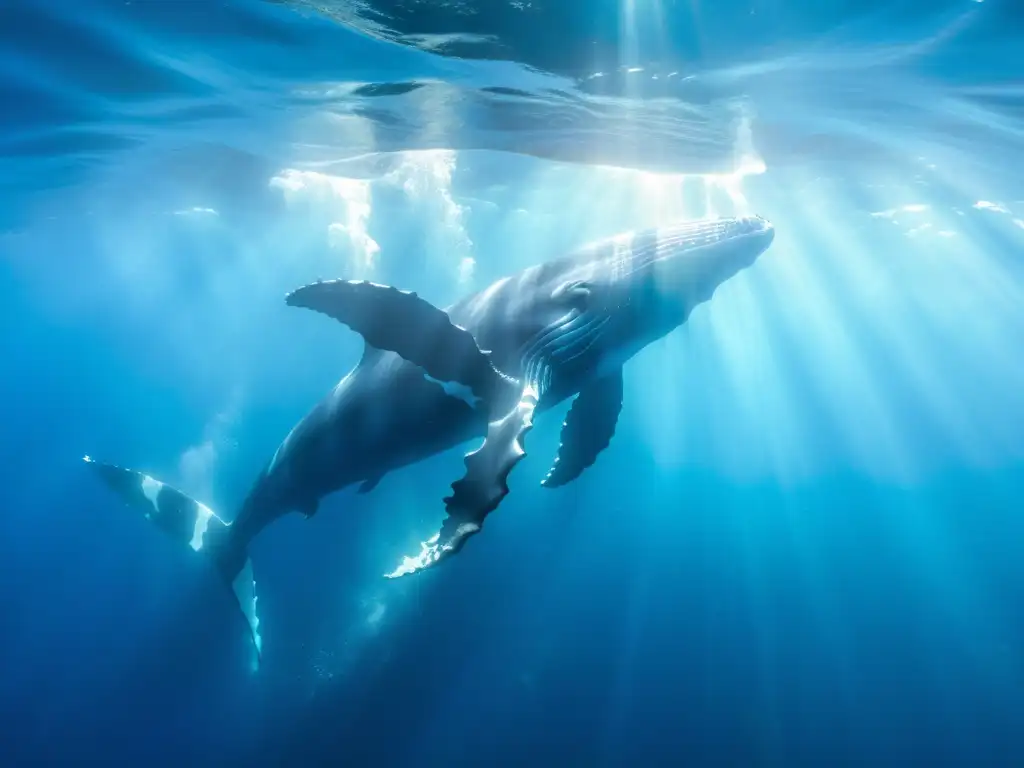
[286,280,516,405]
[541,367,623,488]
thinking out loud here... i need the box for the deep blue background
[2,0,1023,765]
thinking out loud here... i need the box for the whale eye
[553,280,592,309]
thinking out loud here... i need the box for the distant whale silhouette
[86,215,775,662]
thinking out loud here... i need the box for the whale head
[642,214,775,327]
[519,215,775,396]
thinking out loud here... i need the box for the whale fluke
[286,279,516,405]
[83,456,262,664]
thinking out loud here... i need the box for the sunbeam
[4,0,1024,763]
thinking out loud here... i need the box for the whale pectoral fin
[542,367,624,489]
[384,383,540,579]
[286,280,515,402]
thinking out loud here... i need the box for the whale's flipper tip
[541,368,624,489]
[84,456,262,664]
[383,521,482,579]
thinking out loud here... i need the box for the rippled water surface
[2,1,1023,765]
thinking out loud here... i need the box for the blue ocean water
[2,0,1024,764]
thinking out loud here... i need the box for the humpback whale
[85,215,775,661]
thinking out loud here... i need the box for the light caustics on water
[266,98,768,284]
[263,0,1022,290]
[269,150,474,281]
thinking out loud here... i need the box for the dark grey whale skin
[230,215,775,547]
[85,214,775,661]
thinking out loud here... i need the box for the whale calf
[86,215,776,661]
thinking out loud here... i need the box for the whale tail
[83,456,262,664]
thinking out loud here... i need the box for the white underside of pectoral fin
[383,382,540,579]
